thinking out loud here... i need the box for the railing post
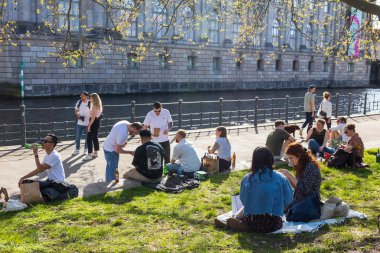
[285,95,290,124]
[363,92,367,115]
[237,99,241,125]
[178,99,183,129]
[254,96,259,127]
[20,104,26,146]
[271,98,274,121]
[200,102,203,128]
[335,93,339,118]
[131,100,136,122]
[347,92,352,117]
[65,121,69,138]
[219,97,223,126]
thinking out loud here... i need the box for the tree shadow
[209,171,231,185]
[331,165,374,179]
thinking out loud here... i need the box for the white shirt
[330,123,350,142]
[103,120,129,152]
[75,100,91,126]
[172,139,201,173]
[318,100,333,118]
[143,109,173,143]
[43,150,65,182]
[215,137,231,160]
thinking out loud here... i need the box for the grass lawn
[1,149,379,253]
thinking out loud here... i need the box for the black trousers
[302,112,314,132]
[87,117,100,154]
[159,140,171,164]
[219,158,231,172]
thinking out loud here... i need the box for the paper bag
[202,157,219,174]
[20,180,44,204]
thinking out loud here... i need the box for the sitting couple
[124,129,201,182]
[226,143,321,233]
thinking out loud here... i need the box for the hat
[81,91,89,97]
[308,85,315,90]
[139,129,152,138]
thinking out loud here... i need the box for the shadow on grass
[209,171,231,185]
[330,165,374,179]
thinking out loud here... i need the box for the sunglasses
[344,131,348,134]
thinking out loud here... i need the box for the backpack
[327,148,351,168]
[76,99,91,109]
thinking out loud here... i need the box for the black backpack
[327,148,351,168]
[76,99,91,109]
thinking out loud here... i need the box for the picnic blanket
[142,175,200,194]
[215,195,367,234]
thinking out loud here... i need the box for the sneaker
[84,148,88,155]
[82,154,92,161]
[93,152,98,158]
[72,149,80,156]
[226,217,250,232]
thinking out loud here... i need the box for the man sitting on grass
[265,120,295,160]
[123,130,165,183]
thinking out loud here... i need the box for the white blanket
[228,195,367,234]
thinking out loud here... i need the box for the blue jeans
[104,150,120,181]
[166,163,184,176]
[75,124,88,150]
[308,139,335,155]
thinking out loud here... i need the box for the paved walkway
[1,114,379,198]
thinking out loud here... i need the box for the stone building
[0,0,371,97]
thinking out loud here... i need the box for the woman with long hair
[225,147,293,233]
[318,91,333,129]
[83,93,103,160]
[279,142,321,209]
[208,126,232,171]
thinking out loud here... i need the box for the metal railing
[0,92,379,146]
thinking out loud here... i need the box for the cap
[308,85,315,90]
[139,129,152,138]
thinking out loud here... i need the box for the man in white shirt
[103,121,143,181]
[73,91,91,156]
[18,134,65,186]
[143,102,173,164]
[167,129,201,176]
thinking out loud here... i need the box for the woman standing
[83,93,103,161]
[279,143,321,212]
[208,126,231,171]
[226,147,293,233]
[318,92,333,129]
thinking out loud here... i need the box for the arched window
[153,1,167,39]
[306,23,313,48]
[272,19,280,47]
[182,6,194,41]
[289,23,296,49]
[321,25,328,46]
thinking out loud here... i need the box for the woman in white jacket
[318,92,333,129]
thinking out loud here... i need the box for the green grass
[1,149,380,252]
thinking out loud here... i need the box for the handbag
[20,180,44,204]
[286,193,321,222]
[319,110,327,117]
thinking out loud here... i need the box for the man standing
[266,120,295,160]
[301,85,316,136]
[18,134,65,185]
[73,91,91,155]
[103,121,143,181]
[167,129,201,176]
[143,102,173,164]
[123,129,165,183]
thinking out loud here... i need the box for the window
[306,23,313,48]
[272,19,280,47]
[275,55,282,71]
[127,53,139,69]
[289,23,296,49]
[119,0,138,37]
[213,57,221,71]
[182,6,194,41]
[232,22,240,44]
[324,1,331,13]
[321,25,328,47]
[253,33,261,47]
[323,60,329,72]
[292,60,299,71]
[347,62,354,72]
[58,0,80,32]
[236,54,243,70]
[159,50,169,69]
[209,19,219,43]
[257,54,264,71]
[308,60,314,72]
[309,0,315,11]
[153,2,167,39]
[187,56,196,70]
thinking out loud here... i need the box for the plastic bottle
[376,149,380,163]
[24,143,42,149]
[163,164,168,175]
[114,169,119,183]
[232,152,236,169]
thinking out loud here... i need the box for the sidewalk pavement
[1,114,379,198]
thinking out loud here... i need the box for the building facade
[0,0,371,97]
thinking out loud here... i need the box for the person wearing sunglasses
[341,124,365,166]
[18,134,65,186]
[143,101,173,164]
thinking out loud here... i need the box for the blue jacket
[240,169,293,217]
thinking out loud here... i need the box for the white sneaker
[83,154,92,161]
[72,149,80,156]
[93,152,98,157]
[84,148,88,155]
